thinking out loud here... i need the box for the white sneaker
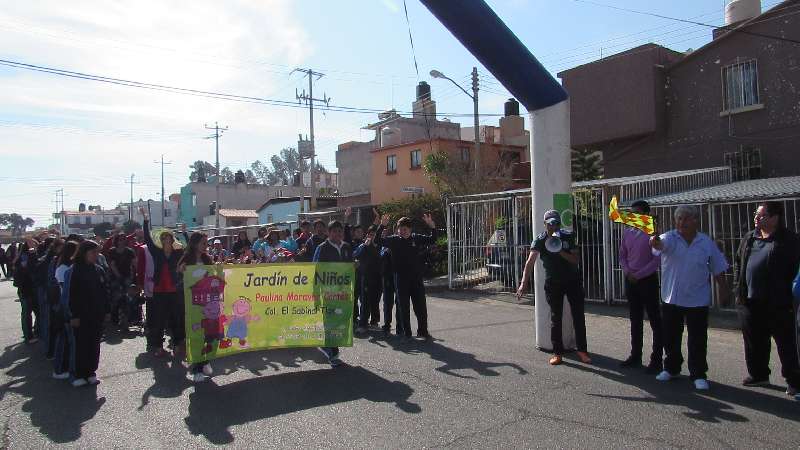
[52,372,70,380]
[786,386,797,397]
[71,378,88,388]
[202,364,213,377]
[694,379,710,390]
[87,376,100,385]
[655,370,674,382]
[192,372,208,383]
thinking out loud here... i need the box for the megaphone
[544,231,563,253]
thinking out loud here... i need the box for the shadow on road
[0,344,105,444]
[564,353,800,423]
[135,352,193,410]
[183,365,420,445]
[378,335,529,379]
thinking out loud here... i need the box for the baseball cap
[212,239,222,244]
[543,210,561,225]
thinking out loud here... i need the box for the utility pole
[205,122,228,232]
[293,68,330,211]
[53,188,64,233]
[471,67,481,175]
[154,154,173,226]
[124,174,139,222]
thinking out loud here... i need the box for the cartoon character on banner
[226,296,261,348]
[189,273,232,354]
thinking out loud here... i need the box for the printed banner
[183,262,354,363]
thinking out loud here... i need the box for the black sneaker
[416,332,432,341]
[645,360,663,374]
[742,376,769,386]
[619,355,641,368]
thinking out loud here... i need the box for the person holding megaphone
[517,210,590,366]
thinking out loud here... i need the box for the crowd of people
[2,206,437,385]
[518,200,800,399]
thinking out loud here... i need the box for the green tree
[220,167,235,183]
[423,150,516,197]
[189,160,216,182]
[263,147,328,186]
[377,194,445,230]
[0,213,35,236]
[571,148,603,182]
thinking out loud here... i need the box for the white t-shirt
[55,264,70,286]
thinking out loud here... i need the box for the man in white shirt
[650,205,729,391]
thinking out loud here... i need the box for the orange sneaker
[577,351,592,364]
[549,355,563,365]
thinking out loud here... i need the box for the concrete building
[559,0,800,179]
[179,181,309,227]
[460,99,530,161]
[201,209,259,229]
[336,81,461,209]
[118,199,179,227]
[255,196,339,225]
[57,205,127,236]
[370,138,525,205]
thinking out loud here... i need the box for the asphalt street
[1,279,799,449]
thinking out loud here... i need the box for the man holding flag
[617,200,663,374]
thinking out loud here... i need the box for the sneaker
[71,378,88,388]
[694,379,710,390]
[329,355,343,367]
[87,376,100,385]
[742,376,769,387]
[27,338,39,344]
[576,351,592,364]
[619,355,641,368]
[417,332,432,341]
[786,386,798,397]
[355,326,367,334]
[549,355,563,366]
[655,370,674,382]
[152,348,169,358]
[192,372,208,383]
[202,364,213,377]
[52,372,70,380]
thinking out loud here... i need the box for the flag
[608,196,655,235]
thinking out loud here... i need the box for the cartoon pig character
[192,301,232,354]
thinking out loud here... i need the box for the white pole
[530,99,576,351]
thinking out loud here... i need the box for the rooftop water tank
[504,98,520,117]
[381,127,401,147]
[725,0,761,25]
[416,81,431,101]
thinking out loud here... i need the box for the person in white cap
[518,210,590,366]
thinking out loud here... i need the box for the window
[113,217,119,224]
[85,217,91,225]
[267,214,273,223]
[724,146,761,181]
[460,147,470,163]
[410,149,422,169]
[500,151,522,165]
[387,154,397,173]
[191,193,197,207]
[722,59,760,112]
[72,216,80,224]
[164,209,171,217]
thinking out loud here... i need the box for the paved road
[0,280,798,449]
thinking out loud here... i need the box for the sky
[0,0,780,228]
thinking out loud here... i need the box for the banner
[183,262,354,363]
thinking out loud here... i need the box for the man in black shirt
[354,225,382,333]
[735,201,800,395]
[313,220,353,367]
[517,210,590,366]
[297,220,327,262]
[375,213,436,341]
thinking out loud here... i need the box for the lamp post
[430,67,480,174]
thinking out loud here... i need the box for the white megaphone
[544,231,563,253]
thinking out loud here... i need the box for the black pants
[383,275,397,330]
[625,274,663,363]
[73,319,102,379]
[544,279,587,354]
[359,275,382,327]
[395,276,428,337]
[353,271,362,323]
[0,262,7,278]
[146,292,184,350]
[662,303,708,380]
[738,300,800,388]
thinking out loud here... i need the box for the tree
[92,222,114,238]
[189,160,216,182]
[220,167,235,183]
[259,147,328,186]
[0,213,35,236]
[244,169,258,184]
[572,148,603,182]
[423,149,517,197]
[249,160,272,184]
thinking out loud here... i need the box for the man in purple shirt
[619,200,663,374]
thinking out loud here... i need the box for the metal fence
[446,167,735,305]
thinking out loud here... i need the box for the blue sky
[0,0,778,227]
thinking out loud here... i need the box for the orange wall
[370,139,524,205]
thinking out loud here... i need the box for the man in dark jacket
[313,220,353,367]
[297,220,327,262]
[354,225,382,333]
[375,213,436,341]
[735,201,800,396]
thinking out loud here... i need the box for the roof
[218,209,259,218]
[557,43,682,77]
[670,0,796,69]
[572,167,730,188]
[371,137,526,153]
[643,176,800,205]
[256,197,309,212]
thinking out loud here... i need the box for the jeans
[738,300,800,388]
[395,276,428,337]
[544,279,587,354]
[662,303,709,380]
[625,273,663,363]
[359,275,382,327]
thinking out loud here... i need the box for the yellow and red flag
[608,196,655,235]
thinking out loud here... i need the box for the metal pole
[472,67,481,175]
[308,70,318,211]
[447,198,453,289]
[215,123,220,231]
[160,155,166,225]
[129,174,134,222]
[601,187,613,304]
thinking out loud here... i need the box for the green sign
[553,193,574,230]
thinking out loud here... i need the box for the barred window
[722,59,759,112]
[724,146,761,181]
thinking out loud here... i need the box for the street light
[430,67,480,174]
